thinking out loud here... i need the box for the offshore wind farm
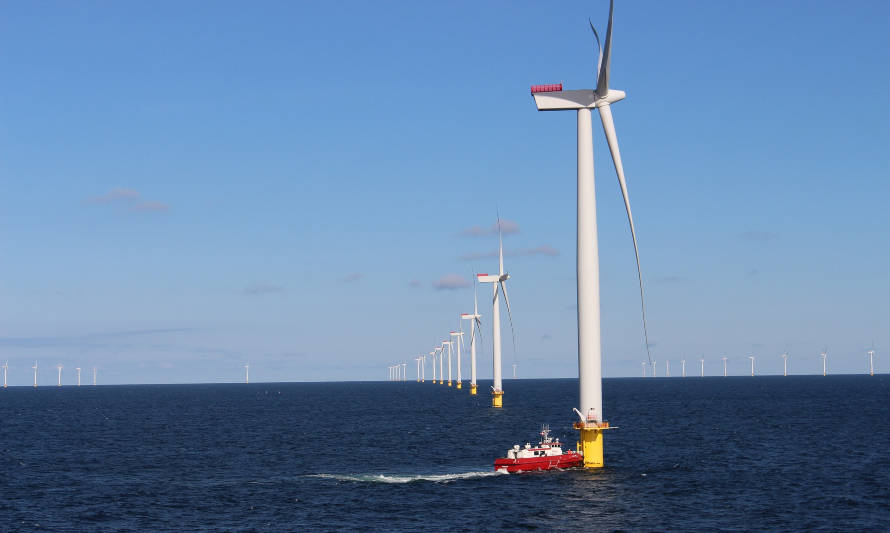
[1,0,888,531]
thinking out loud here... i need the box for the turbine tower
[665,360,670,377]
[421,354,427,382]
[451,330,464,389]
[641,361,646,377]
[512,363,517,379]
[56,365,63,387]
[748,356,756,377]
[33,361,38,387]
[244,363,250,384]
[820,351,827,376]
[461,285,483,395]
[415,357,422,382]
[443,340,453,387]
[402,362,407,382]
[477,218,516,408]
[681,359,686,378]
[76,367,82,387]
[431,349,438,384]
[532,0,648,468]
[439,342,448,386]
[92,367,97,386]
[867,350,875,376]
[781,353,789,377]
[700,357,705,378]
[722,356,728,377]
[651,360,656,378]
[2,361,7,388]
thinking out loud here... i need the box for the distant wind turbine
[56,364,63,387]
[2,361,7,388]
[477,216,517,408]
[402,362,407,382]
[651,360,656,378]
[512,363,517,379]
[681,359,686,378]
[867,349,875,376]
[76,367,82,387]
[700,357,705,378]
[748,355,755,377]
[665,360,670,377]
[461,283,483,395]
[443,340,453,387]
[781,353,789,377]
[820,351,827,376]
[641,361,646,378]
[92,367,97,386]
[451,330,464,389]
[722,356,728,377]
[33,361,38,387]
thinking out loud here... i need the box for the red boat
[494,426,582,473]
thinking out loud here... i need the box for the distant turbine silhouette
[781,353,789,377]
[748,356,756,377]
[76,367,82,386]
[820,351,827,376]
[56,364,63,387]
[2,361,7,388]
[681,359,686,378]
[700,357,705,378]
[33,361,38,387]
[641,361,646,378]
[722,356,728,377]
[867,349,875,376]
[92,367,97,386]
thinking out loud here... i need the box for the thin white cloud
[458,219,520,237]
[88,188,169,213]
[432,274,471,290]
[408,279,422,288]
[459,245,559,261]
[339,272,364,283]
[242,284,285,295]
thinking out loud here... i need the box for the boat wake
[306,471,506,484]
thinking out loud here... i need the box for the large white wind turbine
[700,357,705,378]
[477,219,516,408]
[434,347,443,384]
[532,0,649,468]
[92,367,97,386]
[56,364,63,387]
[451,330,464,389]
[781,353,789,377]
[244,363,250,384]
[461,279,483,395]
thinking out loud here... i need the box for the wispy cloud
[242,283,285,295]
[739,231,778,242]
[433,274,471,290]
[458,219,520,237]
[88,188,170,213]
[408,279,422,288]
[339,272,364,283]
[460,245,559,261]
[655,275,686,284]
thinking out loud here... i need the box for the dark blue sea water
[1,376,888,532]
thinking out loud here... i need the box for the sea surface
[1,376,888,532]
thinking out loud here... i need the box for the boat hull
[494,451,583,473]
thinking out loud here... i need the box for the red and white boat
[494,426,582,473]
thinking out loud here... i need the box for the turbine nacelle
[532,88,626,111]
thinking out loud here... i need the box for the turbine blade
[598,103,652,364]
[589,19,603,82]
[596,0,614,97]
[499,281,518,361]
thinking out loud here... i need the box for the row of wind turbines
[641,350,878,377]
[388,221,517,407]
[0,362,99,388]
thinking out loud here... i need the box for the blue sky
[1,1,887,384]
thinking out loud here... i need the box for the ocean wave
[305,471,506,484]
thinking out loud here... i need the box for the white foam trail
[306,471,506,484]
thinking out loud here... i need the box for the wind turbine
[76,367,82,387]
[532,0,649,468]
[451,330,464,389]
[56,365,63,387]
[681,359,686,378]
[820,351,827,376]
[867,349,875,376]
[421,354,427,382]
[402,362,407,382]
[665,360,670,377]
[439,342,448,386]
[748,356,756,377]
[92,367,97,386]
[461,284,483,395]
[2,361,7,388]
[431,349,438,384]
[244,363,250,384]
[434,347,442,384]
[781,353,789,377]
[512,363,517,379]
[651,360,656,378]
[700,357,705,378]
[641,361,646,377]
[33,361,38,387]
[722,356,728,377]
[443,340,453,387]
[477,217,516,408]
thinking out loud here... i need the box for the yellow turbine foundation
[447,380,452,387]
[492,390,503,408]
[575,422,608,468]
[456,382,462,389]
[470,384,477,395]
